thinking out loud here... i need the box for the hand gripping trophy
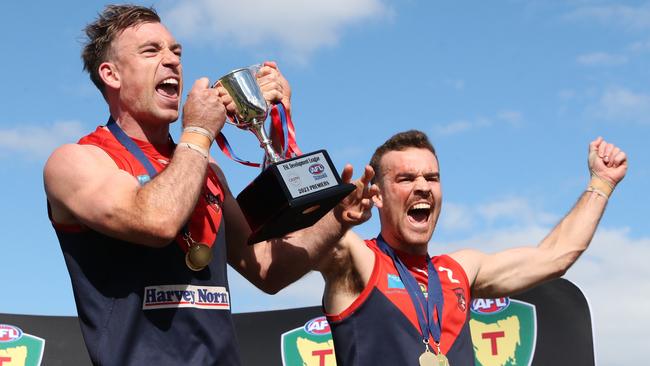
[216,66,355,244]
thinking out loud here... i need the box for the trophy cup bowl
[217,67,355,244]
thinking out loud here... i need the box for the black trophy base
[236,150,355,245]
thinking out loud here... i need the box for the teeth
[160,78,178,85]
[411,203,430,210]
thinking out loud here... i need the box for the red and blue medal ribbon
[215,132,261,168]
[216,102,301,167]
[270,103,302,158]
[106,116,159,178]
[376,235,444,347]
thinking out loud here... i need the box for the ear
[98,62,120,90]
[372,190,383,209]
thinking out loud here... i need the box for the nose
[162,48,181,68]
[413,176,431,196]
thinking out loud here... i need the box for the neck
[379,230,429,256]
[110,108,171,148]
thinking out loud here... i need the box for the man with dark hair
[44,4,373,365]
[316,130,627,365]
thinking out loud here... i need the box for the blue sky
[1,0,648,363]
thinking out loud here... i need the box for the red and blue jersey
[50,127,240,365]
[326,238,474,365]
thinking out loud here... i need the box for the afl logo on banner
[309,164,325,175]
[304,316,331,335]
[471,297,510,314]
[0,324,45,365]
[281,316,336,366]
[0,324,22,342]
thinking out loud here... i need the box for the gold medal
[419,349,438,366]
[437,353,450,366]
[185,242,213,271]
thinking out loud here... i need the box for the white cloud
[439,202,474,231]
[576,52,628,66]
[476,197,557,226]
[432,110,523,136]
[229,268,325,312]
[432,119,475,136]
[0,121,85,159]
[496,110,523,126]
[444,78,466,91]
[558,89,577,100]
[627,38,650,52]
[162,0,391,62]
[589,87,650,125]
[565,4,650,31]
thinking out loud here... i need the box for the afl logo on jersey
[0,324,23,342]
[470,297,510,314]
[309,163,325,175]
[303,316,331,335]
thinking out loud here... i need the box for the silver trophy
[215,65,355,245]
[216,66,281,165]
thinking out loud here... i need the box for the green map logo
[0,324,45,366]
[281,316,336,366]
[469,298,536,366]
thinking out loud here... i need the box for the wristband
[177,142,209,160]
[587,175,614,198]
[183,126,214,143]
[180,130,212,151]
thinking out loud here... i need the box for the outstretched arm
[451,137,628,298]
[223,164,377,294]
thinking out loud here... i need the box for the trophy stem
[250,119,281,164]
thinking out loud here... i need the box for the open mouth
[156,78,179,99]
[407,202,431,224]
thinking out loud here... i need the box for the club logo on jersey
[142,285,230,310]
[453,288,467,312]
[469,298,537,366]
[387,274,405,289]
[471,297,511,314]
[136,174,151,185]
[0,324,45,366]
[282,316,336,366]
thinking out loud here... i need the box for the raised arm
[451,137,628,298]
[44,78,226,246]
[223,164,377,294]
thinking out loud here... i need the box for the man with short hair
[316,130,627,365]
[44,4,373,365]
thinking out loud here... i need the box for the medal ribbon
[376,235,444,347]
[107,117,158,178]
[215,132,261,167]
[270,103,302,159]
[215,102,301,167]
[106,117,195,251]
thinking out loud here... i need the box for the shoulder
[45,143,117,181]
[445,248,487,289]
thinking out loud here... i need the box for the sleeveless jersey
[51,127,240,366]
[326,238,474,365]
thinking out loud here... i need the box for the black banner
[0,278,594,365]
